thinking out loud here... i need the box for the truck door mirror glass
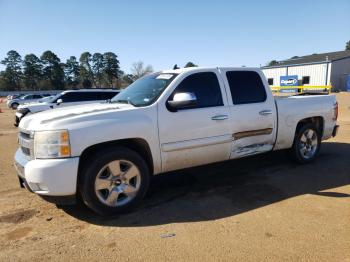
[56,98,63,105]
[167,92,197,111]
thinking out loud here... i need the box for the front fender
[68,106,161,174]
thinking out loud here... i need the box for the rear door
[219,68,277,158]
[158,70,232,172]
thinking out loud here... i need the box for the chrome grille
[18,129,34,160]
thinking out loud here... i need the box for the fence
[0,90,64,97]
[271,85,332,94]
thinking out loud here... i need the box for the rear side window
[172,72,223,108]
[60,92,83,102]
[226,71,267,104]
[98,92,119,100]
[79,92,101,101]
[60,91,119,102]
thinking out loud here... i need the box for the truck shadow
[62,142,350,226]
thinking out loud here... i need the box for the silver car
[7,94,44,109]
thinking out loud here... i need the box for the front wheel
[79,147,150,215]
[11,102,19,110]
[291,123,321,164]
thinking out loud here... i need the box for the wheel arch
[295,116,324,137]
[10,101,19,108]
[78,138,154,182]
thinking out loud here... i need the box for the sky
[0,0,349,73]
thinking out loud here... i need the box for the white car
[14,67,339,215]
[7,94,44,109]
[14,89,119,126]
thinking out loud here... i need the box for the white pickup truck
[14,67,339,215]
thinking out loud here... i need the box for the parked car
[38,95,55,103]
[14,67,339,215]
[6,94,25,101]
[7,94,44,109]
[14,89,120,126]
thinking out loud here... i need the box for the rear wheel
[291,123,321,164]
[79,147,150,215]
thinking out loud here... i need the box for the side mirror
[56,98,63,105]
[167,92,197,111]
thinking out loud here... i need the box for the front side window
[170,72,223,108]
[111,73,177,107]
[226,71,267,105]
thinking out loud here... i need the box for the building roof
[263,50,350,68]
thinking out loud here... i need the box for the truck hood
[19,102,133,131]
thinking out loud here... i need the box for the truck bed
[273,94,337,150]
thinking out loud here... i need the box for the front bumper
[14,111,30,127]
[14,113,22,127]
[14,148,79,196]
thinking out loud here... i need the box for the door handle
[211,115,228,121]
[259,110,272,116]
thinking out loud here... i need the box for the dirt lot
[0,94,349,261]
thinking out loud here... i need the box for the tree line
[0,50,198,91]
[0,50,125,91]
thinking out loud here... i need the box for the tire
[291,123,321,164]
[79,146,150,216]
[11,102,19,110]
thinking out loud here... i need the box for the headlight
[34,130,71,159]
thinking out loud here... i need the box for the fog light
[29,183,49,192]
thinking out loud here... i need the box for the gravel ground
[0,93,349,262]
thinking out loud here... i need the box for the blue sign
[347,74,350,92]
[280,75,298,86]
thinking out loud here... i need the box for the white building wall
[263,63,331,87]
[287,63,328,86]
[262,67,287,87]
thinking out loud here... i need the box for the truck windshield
[111,73,177,107]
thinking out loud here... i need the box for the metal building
[262,50,350,92]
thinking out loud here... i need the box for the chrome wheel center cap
[111,178,122,186]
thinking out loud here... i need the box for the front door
[158,70,232,172]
